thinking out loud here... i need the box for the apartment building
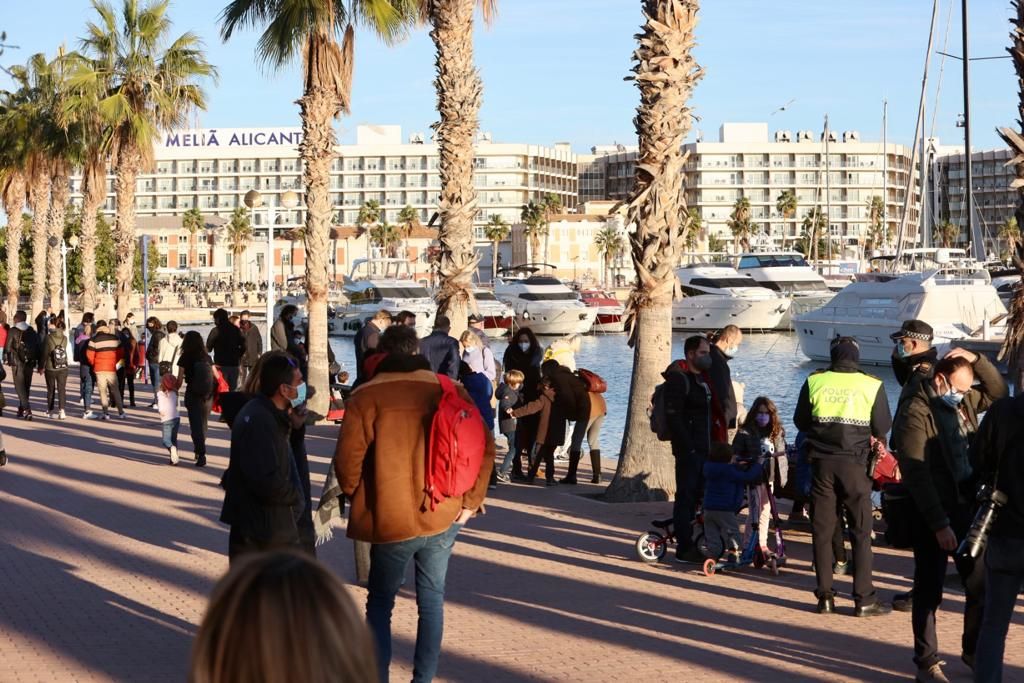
[69,124,578,280]
[933,147,1018,246]
[585,122,918,253]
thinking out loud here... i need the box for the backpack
[188,359,215,398]
[51,342,69,370]
[15,328,40,366]
[576,368,607,393]
[424,375,488,511]
[649,382,673,441]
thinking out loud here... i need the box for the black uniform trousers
[810,456,877,606]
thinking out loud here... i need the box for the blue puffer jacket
[702,461,763,512]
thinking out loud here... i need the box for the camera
[956,484,1008,560]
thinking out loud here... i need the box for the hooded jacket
[703,461,764,512]
[337,355,494,544]
[891,354,1006,532]
[502,343,543,401]
[972,393,1024,539]
[158,332,183,366]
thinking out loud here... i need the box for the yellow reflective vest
[807,370,882,428]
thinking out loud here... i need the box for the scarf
[313,448,346,545]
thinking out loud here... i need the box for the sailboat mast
[882,99,888,254]
[824,114,832,274]
[962,0,984,260]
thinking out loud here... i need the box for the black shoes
[816,596,836,614]
[559,476,578,485]
[195,453,207,468]
[0,450,7,467]
[545,479,558,487]
[674,547,706,564]
[892,590,914,612]
[854,602,893,618]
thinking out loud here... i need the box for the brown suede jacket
[336,359,494,544]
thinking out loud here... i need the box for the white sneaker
[116,412,126,419]
[169,446,179,465]
[100,413,110,421]
[58,410,66,420]
[84,411,98,420]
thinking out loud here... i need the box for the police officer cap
[890,319,933,342]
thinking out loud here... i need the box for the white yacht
[672,265,791,331]
[579,289,626,333]
[493,274,597,335]
[734,252,835,327]
[471,288,514,338]
[332,259,437,339]
[794,267,1007,366]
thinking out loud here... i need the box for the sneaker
[116,412,127,419]
[84,411,99,420]
[0,450,7,466]
[149,402,158,409]
[545,479,559,487]
[674,547,706,564]
[915,662,949,682]
[169,446,179,466]
[58,410,66,420]
[496,472,511,483]
[100,413,110,421]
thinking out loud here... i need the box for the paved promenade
[1,376,1022,682]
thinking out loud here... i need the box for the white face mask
[518,342,530,352]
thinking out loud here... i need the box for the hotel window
[159,254,168,268]
[199,253,208,267]
[240,159,255,173]
[178,253,187,269]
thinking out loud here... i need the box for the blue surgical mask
[519,342,530,353]
[290,382,307,408]
[895,342,911,359]
[939,376,963,407]
[724,346,739,358]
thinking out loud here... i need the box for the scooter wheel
[768,558,779,576]
[635,532,667,564]
[703,558,717,576]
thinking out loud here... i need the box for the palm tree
[933,219,959,248]
[369,220,399,257]
[708,233,727,253]
[539,192,562,265]
[80,0,216,316]
[800,206,827,263]
[605,0,703,503]
[775,189,796,247]
[357,199,382,267]
[726,195,751,253]
[482,214,509,284]
[422,0,496,338]
[999,216,1021,259]
[866,195,885,252]
[520,200,544,264]
[0,79,30,314]
[224,206,252,303]
[397,203,418,260]
[221,0,415,418]
[593,222,624,287]
[181,207,203,272]
[684,206,702,251]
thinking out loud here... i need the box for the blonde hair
[372,309,393,323]
[189,551,377,683]
[459,330,480,348]
[504,369,525,385]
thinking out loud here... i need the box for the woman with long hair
[732,396,787,559]
[176,330,214,467]
[502,327,544,479]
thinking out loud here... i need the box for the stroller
[634,505,706,564]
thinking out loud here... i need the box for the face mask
[692,355,712,372]
[519,342,530,352]
[724,346,739,358]
[290,382,307,408]
[895,342,911,359]
[937,375,964,407]
[755,413,771,428]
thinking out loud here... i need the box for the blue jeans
[148,361,160,402]
[80,372,94,413]
[498,432,516,475]
[975,535,1024,682]
[366,523,462,683]
[161,418,180,449]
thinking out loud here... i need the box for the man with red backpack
[336,324,493,683]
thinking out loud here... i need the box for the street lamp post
[50,234,79,361]
[245,189,299,337]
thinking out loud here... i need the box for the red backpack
[424,375,487,511]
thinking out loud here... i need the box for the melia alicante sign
[161,128,304,148]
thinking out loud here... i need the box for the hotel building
[68,124,578,282]
[932,147,1018,249]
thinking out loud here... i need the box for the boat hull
[482,315,513,338]
[793,318,980,366]
[591,311,626,334]
[671,296,791,331]
[332,302,437,340]
[776,293,836,330]
[514,304,597,335]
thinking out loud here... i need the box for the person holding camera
[891,348,1007,682]
[970,390,1024,682]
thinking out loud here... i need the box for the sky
[0,0,1019,152]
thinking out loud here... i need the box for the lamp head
[68,235,79,249]
[281,190,299,209]
[244,189,263,209]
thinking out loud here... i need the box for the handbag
[576,368,607,393]
[868,436,901,488]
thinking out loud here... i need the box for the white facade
[69,124,579,247]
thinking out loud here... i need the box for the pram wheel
[703,558,717,576]
[635,531,667,563]
[768,557,779,576]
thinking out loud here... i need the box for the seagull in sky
[771,99,796,116]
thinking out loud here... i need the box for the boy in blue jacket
[702,442,764,561]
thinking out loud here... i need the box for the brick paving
[1,374,1023,682]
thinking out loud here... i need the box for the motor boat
[793,266,1007,366]
[579,289,626,333]
[471,288,514,338]
[493,273,597,335]
[672,265,791,331]
[734,251,834,328]
[332,259,437,339]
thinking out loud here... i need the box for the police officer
[794,336,892,616]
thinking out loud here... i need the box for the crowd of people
[3,296,1024,682]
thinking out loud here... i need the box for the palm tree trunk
[114,144,142,317]
[80,156,106,313]
[298,86,335,419]
[430,0,482,340]
[491,238,499,284]
[2,173,26,315]
[605,0,703,503]
[29,164,51,316]
[232,248,243,304]
[47,164,70,311]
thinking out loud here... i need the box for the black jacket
[5,325,40,368]
[145,329,165,363]
[891,347,939,388]
[353,321,382,385]
[206,322,245,367]
[546,364,590,422]
[220,395,302,546]
[708,345,737,428]
[419,330,460,380]
[972,393,1024,539]
[502,344,543,401]
[497,383,521,434]
[663,360,712,460]
[793,361,892,461]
